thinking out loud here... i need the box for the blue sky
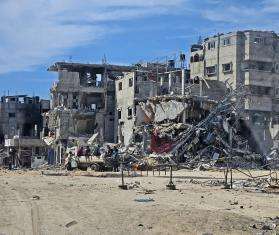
[0,0,278,98]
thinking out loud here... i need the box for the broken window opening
[207,41,215,50]
[118,82,123,91]
[91,104,96,111]
[9,113,16,118]
[206,65,217,76]
[193,54,200,62]
[222,63,233,73]
[223,37,231,46]
[127,107,133,119]
[129,78,133,87]
[254,37,265,44]
[118,110,122,120]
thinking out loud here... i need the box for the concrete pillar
[160,76,164,86]
[168,72,172,93]
[142,126,147,153]
[181,69,185,96]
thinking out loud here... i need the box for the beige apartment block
[190,30,279,153]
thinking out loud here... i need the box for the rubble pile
[124,88,279,171]
[0,147,6,164]
[167,88,262,168]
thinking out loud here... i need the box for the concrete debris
[32,195,40,200]
[65,220,78,228]
[1,61,279,197]
[134,197,154,203]
[262,223,277,230]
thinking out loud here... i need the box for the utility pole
[217,33,221,81]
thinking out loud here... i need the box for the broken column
[168,72,172,93]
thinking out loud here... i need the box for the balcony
[244,96,272,112]
[244,70,273,87]
[80,86,105,94]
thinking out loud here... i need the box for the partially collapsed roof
[48,62,135,73]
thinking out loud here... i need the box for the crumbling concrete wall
[0,96,50,143]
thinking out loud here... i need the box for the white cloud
[202,0,279,28]
[0,0,185,74]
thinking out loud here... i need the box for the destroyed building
[0,95,50,167]
[0,95,50,143]
[190,30,279,154]
[44,62,133,163]
[115,62,191,146]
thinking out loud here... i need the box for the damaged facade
[2,29,279,170]
[0,95,50,143]
[190,30,279,154]
[115,62,191,146]
[0,95,50,167]
[44,62,133,163]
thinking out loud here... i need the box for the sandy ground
[0,168,279,235]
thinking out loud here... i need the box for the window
[190,56,194,63]
[9,113,16,118]
[127,107,133,118]
[276,88,279,96]
[118,110,122,119]
[254,37,265,44]
[223,37,231,46]
[222,63,232,73]
[135,85,139,94]
[118,82,122,91]
[250,86,271,96]
[129,78,133,87]
[206,65,217,76]
[207,41,215,50]
[193,54,199,62]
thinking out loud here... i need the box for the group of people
[76,146,91,157]
[106,145,120,172]
[65,144,120,172]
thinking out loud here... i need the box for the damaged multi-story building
[0,95,50,167]
[0,95,50,143]
[190,30,279,154]
[44,62,133,163]
[115,61,192,146]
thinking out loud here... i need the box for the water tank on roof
[191,44,203,52]
[168,60,175,69]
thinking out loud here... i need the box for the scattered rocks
[262,223,276,230]
[229,200,238,205]
[144,189,156,194]
[127,181,140,190]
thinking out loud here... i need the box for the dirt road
[0,169,278,234]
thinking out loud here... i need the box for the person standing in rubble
[66,151,73,171]
[106,145,113,157]
[112,146,119,172]
[77,146,84,157]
